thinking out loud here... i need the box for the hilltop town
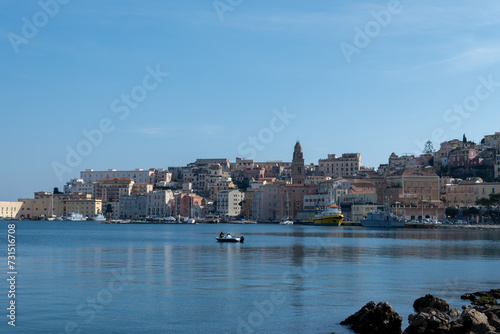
[2,132,500,223]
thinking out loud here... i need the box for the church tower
[292,141,305,185]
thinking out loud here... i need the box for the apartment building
[381,168,440,206]
[217,189,244,217]
[318,153,361,178]
[94,178,134,202]
[147,190,174,218]
[65,197,103,217]
[81,168,153,183]
[120,195,147,219]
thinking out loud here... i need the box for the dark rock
[403,307,450,334]
[449,308,462,319]
[461,293,477,302]
[413,294,450,313]
[461,289,500,306]
[472,296,498,307]
[449,321,465,334]
[489,289,500,299]
[340,301,376,325]
[483,307,500,331]
[341,301,402,334]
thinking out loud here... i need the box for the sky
[1,0,500,200]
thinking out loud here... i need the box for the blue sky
[2,0,500,200]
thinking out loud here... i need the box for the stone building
[291,141,305,185]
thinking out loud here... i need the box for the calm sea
[0,221,499,334]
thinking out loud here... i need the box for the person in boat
[219,232,224,238]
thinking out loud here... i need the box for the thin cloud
[393,46,500,74]
[133,123,227,138]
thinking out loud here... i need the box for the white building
[0,201,22,219]
[217,189,244,217]
[147,190,174,218]
[64,178,94,197]
[81,168,153,184]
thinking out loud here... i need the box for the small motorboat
[279,218,293,225]
[216,233,244,243]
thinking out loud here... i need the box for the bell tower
[292,141,305,185]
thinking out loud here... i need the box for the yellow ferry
[304,203,344,226]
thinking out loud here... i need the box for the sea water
[0,221,499,333]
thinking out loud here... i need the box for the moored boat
[89,213,106,222]
[63,212,86,221]
[304,203,344,226]
[360,209,405,228]
[204,215,220,224]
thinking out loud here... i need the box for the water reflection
[3,221,500,334]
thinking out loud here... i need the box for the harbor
[2,219,499,334]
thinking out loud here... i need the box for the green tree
[467,207,479,216]
[234,178,250,191]
[476,197,491,207]
[489,193,500,206]
[423,140,435,154]
[445,206,458,218]
[463,134,467,143]
[477,197,493,221]
[488,193,500,223]
[53,187,63,194]
[104,204,113,221]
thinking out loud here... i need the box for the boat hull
[216,236,244,243]
[305,214,344,226]
[360,219,405,228]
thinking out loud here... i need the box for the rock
[403,307,450,334]
[340,301,376,325]
[489,289,500,299]
[472,296,498,307]
[450,308,496,334]
[461,293,477,302]
[341,301,402,334]
[462,308,490,327]
[413,294,450,313]
[461,289,500,305]
[449,308,462,319]
[483,307,500,331]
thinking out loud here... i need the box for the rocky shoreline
[340,289,500,334]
